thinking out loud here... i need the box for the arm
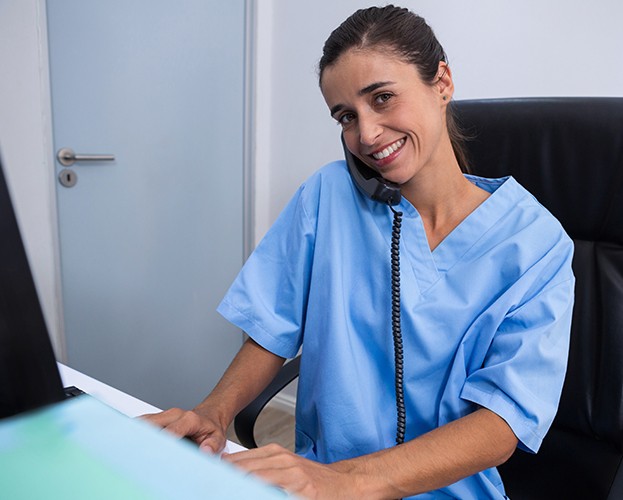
[335,407,517,497]
[225,407,517,499]
[142,337,285,453]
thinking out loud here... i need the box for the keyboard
[63,385,86,398]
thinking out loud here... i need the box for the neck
[402,163,489,251]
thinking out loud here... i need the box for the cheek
[409,108,444,143]
[343,130,360,153]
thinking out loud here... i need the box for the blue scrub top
[218,161,575,499]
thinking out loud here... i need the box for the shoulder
[300,160,350,194]
[471,174,571,239]
[295,160,358,213]
[506,176,572,246]
[467,175,574,277]
[264,160,356,236]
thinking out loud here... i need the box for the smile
[371,138,405,160]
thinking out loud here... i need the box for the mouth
[370,138,406,161]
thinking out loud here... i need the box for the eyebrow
[329,81,396,117]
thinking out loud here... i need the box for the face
[320,48,454,191]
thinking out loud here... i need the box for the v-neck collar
[397,175,524,293]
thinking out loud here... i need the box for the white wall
[0,1,64,355]
[255,0,623,241]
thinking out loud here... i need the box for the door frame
[242,0,257,262]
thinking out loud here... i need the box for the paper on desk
[0,395,291,499]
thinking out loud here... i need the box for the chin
[379,167,410,186]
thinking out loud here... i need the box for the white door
[47,0,246,409]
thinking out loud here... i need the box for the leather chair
[234,98,623,499]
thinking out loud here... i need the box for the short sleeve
[461,245,575,453]
[217,184,317,359]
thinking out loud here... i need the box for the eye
[337,112,356,126]
[375,92,393,105]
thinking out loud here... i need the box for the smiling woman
[318,6,470,174]
[320,46,489,250]
[320,50,454,191]
[145,5,575,499]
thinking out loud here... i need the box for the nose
[357,113,382,146]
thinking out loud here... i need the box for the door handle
[57,148,115,167]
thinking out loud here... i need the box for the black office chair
[233,354,300,449]
[234,98,623,499]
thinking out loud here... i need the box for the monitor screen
[0,154,65,418]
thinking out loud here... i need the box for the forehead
[320,48,423,101]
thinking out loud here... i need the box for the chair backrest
[452,97,623,499]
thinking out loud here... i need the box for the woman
[146,6,574,498]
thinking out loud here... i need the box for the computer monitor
[0,153,65,418]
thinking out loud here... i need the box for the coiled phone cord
[389,203,406,445]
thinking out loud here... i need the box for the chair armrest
[233,355,301,449]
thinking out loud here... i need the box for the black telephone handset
[341,134,401,206]
[342,134,406,446]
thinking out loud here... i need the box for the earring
[442,96,448,101]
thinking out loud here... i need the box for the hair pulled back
[319,5,469,172]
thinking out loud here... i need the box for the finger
[142,408,208,441]
[139,408,185,428]
[237,463,316,499]
[224,446,298,475]
[161,410,207,438]
[225,443,289,464]
[250,467,306,494]
[199,434,227,455]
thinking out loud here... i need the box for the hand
[223,444,358,499]
[140,407,227,454]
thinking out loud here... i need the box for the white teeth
[372,139,405,160]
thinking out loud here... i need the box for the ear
[436,61,454,103]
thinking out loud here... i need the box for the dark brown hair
[319,5,470,172]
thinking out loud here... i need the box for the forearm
[333,408,518,498]
[194,337,286,428]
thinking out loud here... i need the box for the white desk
[58,362,245,453]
